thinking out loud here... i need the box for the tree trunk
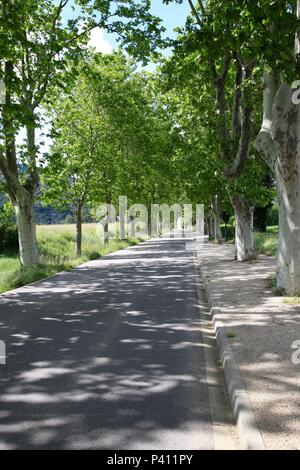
[76,202,83,257]
[14,192,39,267]
[231,194,254,261]
[204,215,209,237]
[211,195,222,244]
[208,212,215,240]
[255,73,300,295]
[276,179,300,295]
[130,215,136,238]
[0,54,41,270]
[119,196,127,240]
[255,3,300,294]
[104,193,112,246]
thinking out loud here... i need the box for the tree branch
[33,12,114,108]
[226,61,254,177]
[231,52,242,138]
[254,72,277,171]
[187,0,203,28]
[0,149,23,201]
[213,53,231,162]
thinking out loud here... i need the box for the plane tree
[42,52,176,253]
[0,0,164,266]
[160,38,273,252]
[252,1,300,295]
[186,0,300,294]
[42,67,120,256]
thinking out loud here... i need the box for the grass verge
[254,226,278,256]
[0,223,144,294]
[283,297,300,305]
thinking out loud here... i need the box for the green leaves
[42,51,177,213]
[0,0,168,212]
[157,0,279,211]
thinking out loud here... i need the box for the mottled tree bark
[231,194,254,261]
[211,195,222,244]
[76,201,83,256]
[255,74,300,294]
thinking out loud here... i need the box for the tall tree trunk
[208,211,215,240]
[119,196,127,240]
[0,62,39,268]
[204,215,209,238]
[14,191,39,266]
[231,194,254,261]
[211,195,222,244]
[104,193,112,246]
[76,202,83,257]
[276,177,300,295]
[130,215,136,239]
[255,73,300,295]
[255,5,300,295]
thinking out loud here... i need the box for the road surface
[0,237,236,449]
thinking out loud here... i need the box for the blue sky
[150,0,191,38]
[63,1,191,54]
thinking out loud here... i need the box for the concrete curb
[197,256,265,450]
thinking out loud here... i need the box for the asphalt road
[0,237,217,449]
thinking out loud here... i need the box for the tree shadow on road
[0,239,214,450]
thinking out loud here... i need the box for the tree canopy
[1,0,300,295]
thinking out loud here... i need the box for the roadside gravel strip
[197,242,300,450]
[196,254,265,450]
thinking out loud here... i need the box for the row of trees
[1,0,300,296]
[42,52,177,255]
[0,0,163,265]
[161,0,300,295]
